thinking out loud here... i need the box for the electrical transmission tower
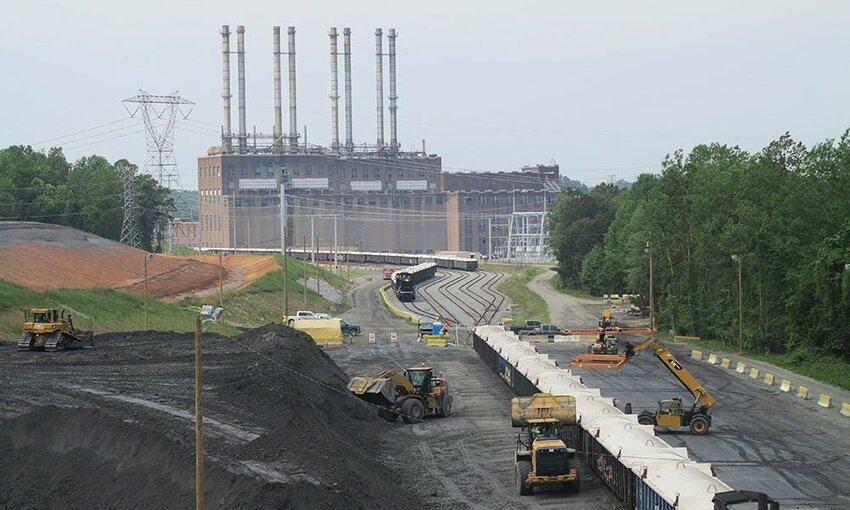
[118,161,140,247]
[123,90,194,249]
[123,90,194,190]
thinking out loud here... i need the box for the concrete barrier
[763,373,774,386]
[720,357,731,368]
[424,335,448,347]
[707,353,718,364]
[691,350,703,360]
[779,379,791,392]
[796,386,809,400]
[749,367,760,379]
[735,362,746,373]
[818,394,832,408]
[674,335,701,342]
[378,285,421,324]
[841,403,850,417]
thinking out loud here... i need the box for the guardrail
[694,348,849,419]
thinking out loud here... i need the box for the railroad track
[396,270,506,328]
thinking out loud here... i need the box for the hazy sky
[4,1,849,190]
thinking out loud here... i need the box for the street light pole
[280,182,288,318]
[646,241,655,331]
[144,253,154,330]
[193,315,205,510]
[218,252,224,307]
[732,254,743,353]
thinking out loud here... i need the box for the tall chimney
[287,26,298,149]
[343,28,353,152]
[375,28,384,149]
[329,27,340,151]
[273,26,283,149]
[388,28,398,152]
[221,25,232,152]
[236,25,247,153]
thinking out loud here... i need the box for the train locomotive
[392,262,437,302]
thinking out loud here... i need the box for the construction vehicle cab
[348,364,453,423]
[19,308,93,352]
[512,393,579,496]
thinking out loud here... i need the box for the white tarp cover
[473,326,733,510]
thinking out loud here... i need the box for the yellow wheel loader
[512,393,580,496]
[347,364,452,423]
[18,309,93,352]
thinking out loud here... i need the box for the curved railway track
[394,269,506,327]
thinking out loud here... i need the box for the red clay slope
[0,222,279,300]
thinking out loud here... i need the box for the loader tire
[637,413,655,426]
[516,460,533,496]
[377,408,398,422]
[689,415,710,435]
[401,398,425,424]
[440,395,453,418]
[564,472,580,494]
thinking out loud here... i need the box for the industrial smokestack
[287,26,298,149]
[343,28,353,152]
[221,25,232,152]
[375,28,384,149]
[388,28,398,152]
[329,27,340,151]
[236,25,247,153]
[273,26,283,149]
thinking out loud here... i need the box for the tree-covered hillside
[0,145,174,250]
[549,131,850,360]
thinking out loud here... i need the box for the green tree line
[0,145,174,251]
[549,131,850,359]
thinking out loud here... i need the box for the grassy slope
[482,263,550,323]
[0,255,352,341]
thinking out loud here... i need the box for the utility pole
[732,254,743,353]
[646,241,655,331]
[310,215,315,264]
[315,233,321,295]
[303,235,308,307]
[144,254,153,330]
[280,182,288,317]
[193,316,205,510]
[488,217,492,260]
[218,252,224,307]
[333,215,338,273]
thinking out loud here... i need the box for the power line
[32,118,136,146]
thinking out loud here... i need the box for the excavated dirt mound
[0,324,422,510]
[0,222,278,300]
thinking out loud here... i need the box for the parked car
[508,319,543,333]
[339,319,361,336]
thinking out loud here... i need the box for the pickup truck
[339,319,361,336]
[508,320,543,334]
[525,324,560,337]
[286,310,316,325]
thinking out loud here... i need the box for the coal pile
[0,324,422,510]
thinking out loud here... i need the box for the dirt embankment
[0,222,278,300]
[0,324,422,510]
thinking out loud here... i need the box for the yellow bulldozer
[18,308,93,352]
[513,393,580,496]
[347,364,452,423]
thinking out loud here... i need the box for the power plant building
[198,25,559,258]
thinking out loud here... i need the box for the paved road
[332,270,625,509]
[527,275,850,510]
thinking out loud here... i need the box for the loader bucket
[347,377,397,407]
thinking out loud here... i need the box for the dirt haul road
[332,273,626,509]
